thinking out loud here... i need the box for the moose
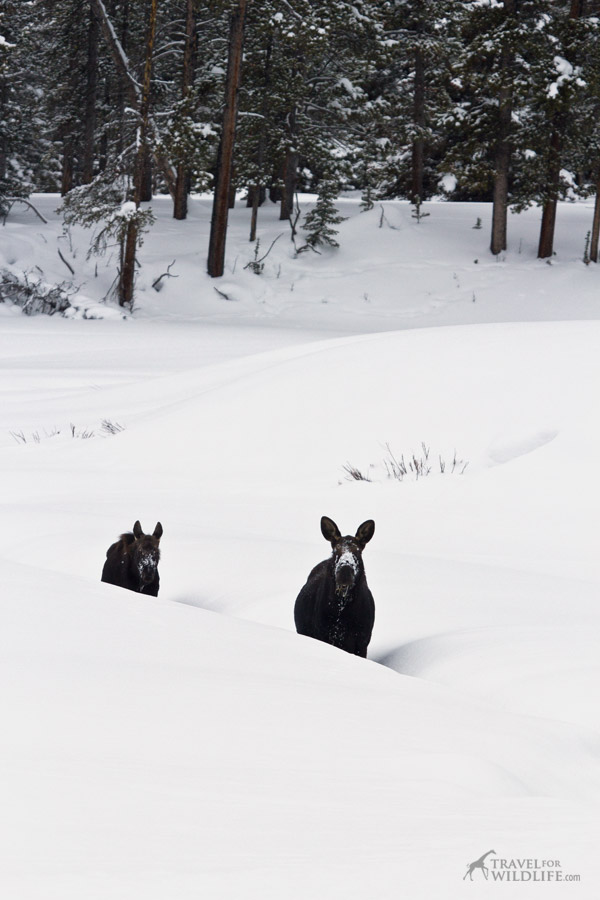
[294,516,375,657]
[101,520,163,596]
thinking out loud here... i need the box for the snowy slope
[1,195,600,897]
[1,561,598,900]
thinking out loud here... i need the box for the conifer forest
[2,0,600,302]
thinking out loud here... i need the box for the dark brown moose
[294,516,375,657]
[101,521,163,596]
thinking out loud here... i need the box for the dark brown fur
[101,520,163,596]
[294,516,375,657]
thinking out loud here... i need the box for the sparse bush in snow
[9,420,126,444]
[343,443,468,483]
[342,462,372,482]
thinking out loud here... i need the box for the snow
[548,56,581,99]
[1,194,600,897]
[116,200,138,218]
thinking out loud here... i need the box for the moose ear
[153,522,163,541]
[321,516,342,544]
[355,519,375,547]
[133,520,143,539]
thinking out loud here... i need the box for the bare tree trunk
[173,0,196,220]
[0,75,7,184]
[249,192,259,242]
[120,0,157,306]
[249,185,266,242]
[537,124,563,260]
[590,175,600,262]
[410,44,425,204]
[490,0,515,255]
[207,0,248,278]
[140,144,153,202]
[246,185,266,208]
[249,34,272,240]
[61,143,74,196]
[82,5,99,184]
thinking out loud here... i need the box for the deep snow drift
[1,194,599,898]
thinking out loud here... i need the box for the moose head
[320,515,375,595]
[131,520,163,586]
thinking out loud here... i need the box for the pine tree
[34,1,100,195]
[0,1,46,208]
[233,0,382,240]
[356,0,455,202]
[301,178,345,251]
[533,1,588,258]
[379,0,456,202]
[582,15,600,261]
[497,1,591,257]
[60,0,166,304]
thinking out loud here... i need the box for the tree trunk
[140,144,153,202]
[279,103,298,221]
[82,5,99,184]
[61,142,74,195]
[491,140,510,255]
[249,186,266,242]
[590,175,600,263]
[0,76,7,184]
[249,34,272,240]
[280,152,298,220]
[410,44,425,204]
[120,219,138,307]
[537,0,582,259]
[249,190,260,243]
[119,0,157,306]
[537,126,562,259]
[173,0,196,220]
[490,0,516,255]
[207,0,248,278]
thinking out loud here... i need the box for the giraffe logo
[464,849,496,881]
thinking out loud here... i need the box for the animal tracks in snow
[487,429,559,466]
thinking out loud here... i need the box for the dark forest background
[2,0,600,300]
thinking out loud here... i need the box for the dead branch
[243,233,284,269]
[152,260,178,291]
[57,248,75,275]
[2,197,49,225]
[213,285,231,300]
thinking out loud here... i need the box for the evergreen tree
[375,0,456,202]
[0,1,46,207]
[526,0,589,258]
[301,178,345,251]
[35,1,100,194]
[234,0,382,236]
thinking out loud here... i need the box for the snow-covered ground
[1,194,599,898]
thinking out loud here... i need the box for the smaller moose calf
[294,516,375,657]
[101,521,163,596]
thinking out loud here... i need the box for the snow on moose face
[320,516,374,595]
[134,537,160,584]
[333,540,361,592]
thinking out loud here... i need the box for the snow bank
[1,195,600,897]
